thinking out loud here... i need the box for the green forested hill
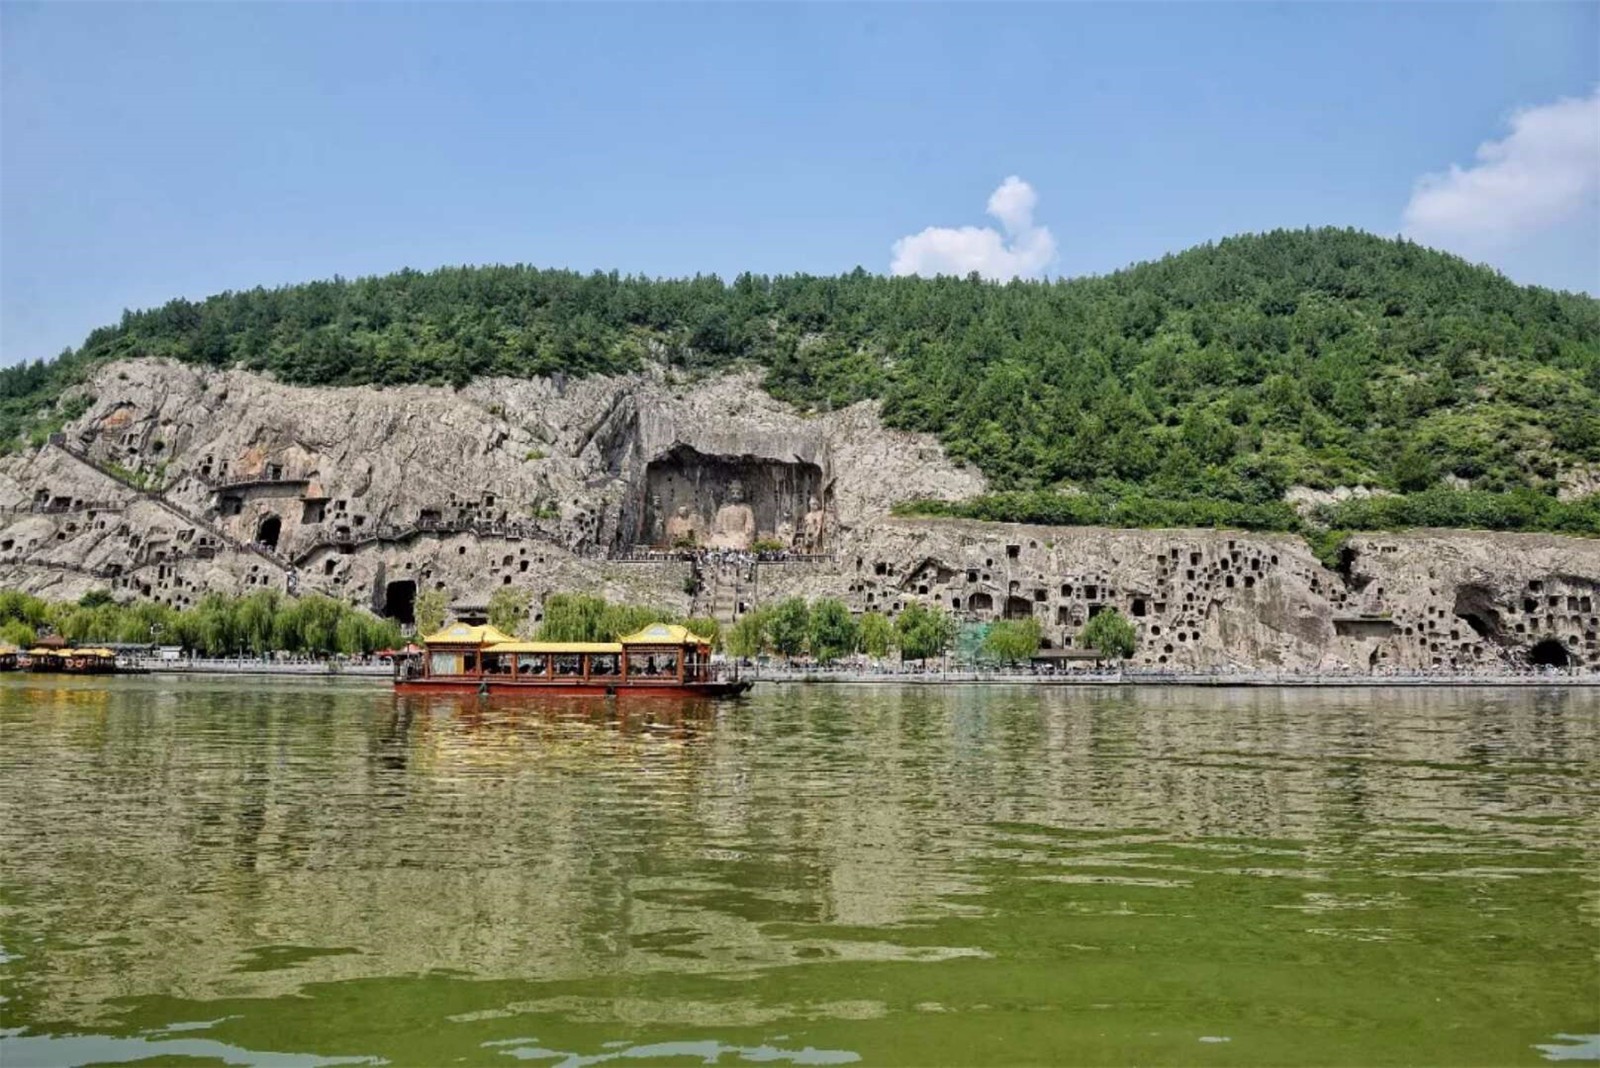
[5,229,1598,520]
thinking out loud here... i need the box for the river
[1,676,1595,1066]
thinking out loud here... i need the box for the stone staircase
[48,435,293,574]
[691,558,757,623]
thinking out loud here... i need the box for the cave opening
[1453,585,1504,643]
[383,581,417,626]
[1003,595,1033,620]
[1528,639,1571,668]
[255,515,281,551]
[1335,544,1373,592]
[635,445,830,551]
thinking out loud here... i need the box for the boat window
[483,653,513,674]
[517,654,547,676]
[553,654,582,676]
[588,654,618,677]
[429,651,459,676]
[462,652,478,674]
[651,652,679,677]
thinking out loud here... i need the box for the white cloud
[891,176,1057,280]
[1402,87,1600,246]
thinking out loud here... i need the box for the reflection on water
[1,676,1596,1066]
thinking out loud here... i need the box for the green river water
[0,676,1595,1066]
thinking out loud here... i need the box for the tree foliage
[899,484,1600,537]
[684,616,722,651]
[0,590,400,656]
[858,612,894,659]
[766,597,812,658]
[1080,609,1137,661]
[895,602,956,663]
[726,608,770,659]
[535,594,674,643]
[6,229,1597,525]
[487,587,532,637]
[807,598,859,662]
[982,618,1042,663]
[413,588,450,636]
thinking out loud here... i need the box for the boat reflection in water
[394,622,752,698]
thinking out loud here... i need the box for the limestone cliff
[2,358,1596,672]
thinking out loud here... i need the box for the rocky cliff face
[2,358,1596,672]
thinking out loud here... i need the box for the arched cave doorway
[1003,595,1033,620]
[968,592,994,615]
[384,580,417,626]
[256,514,282,551]
[1528,639,1571,669]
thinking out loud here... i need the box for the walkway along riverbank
[43,658,1599,686]
[745,666,1600,688]
[122,657,393,678]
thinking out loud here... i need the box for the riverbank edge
[747,672,1600,688]
[14,660,1593,687]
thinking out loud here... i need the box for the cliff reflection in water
[0,677,1595,1050]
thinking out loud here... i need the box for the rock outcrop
[2,358,1597,672]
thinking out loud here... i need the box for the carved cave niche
[255,514,282,551]
[1528,638,1572,668]
[630,445,832,550]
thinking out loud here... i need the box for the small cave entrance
[1003,595,1033,620]
[1333,543,1373,592]
[383,580,417,626]
[1528,639,1571,668]
[1453,584,1504,642]
[255,514,282,551]
[968,591,994,615]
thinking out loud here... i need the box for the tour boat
[22,646,118,674]
[394,621,752,697]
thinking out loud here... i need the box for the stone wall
[1,358,1597,671]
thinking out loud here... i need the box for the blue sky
[3,2,1596,367]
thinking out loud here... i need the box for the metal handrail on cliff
[289,515,560,566]
[2,499,127,515]
[194,470,313,492]
[47,436,292,573]
[0,554,123,579]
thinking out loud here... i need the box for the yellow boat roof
[618,623,711,645]
[484,641,623,655]
[68,648,115,657]
[420,623,518,646]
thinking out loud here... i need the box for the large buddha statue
[647,493,666,544]
[801,495,827,551]
[708,480,757,550]
[665,504,703,548]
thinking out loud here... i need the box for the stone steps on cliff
[48,436,293,575]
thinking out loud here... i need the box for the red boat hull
[394,677,752,698]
